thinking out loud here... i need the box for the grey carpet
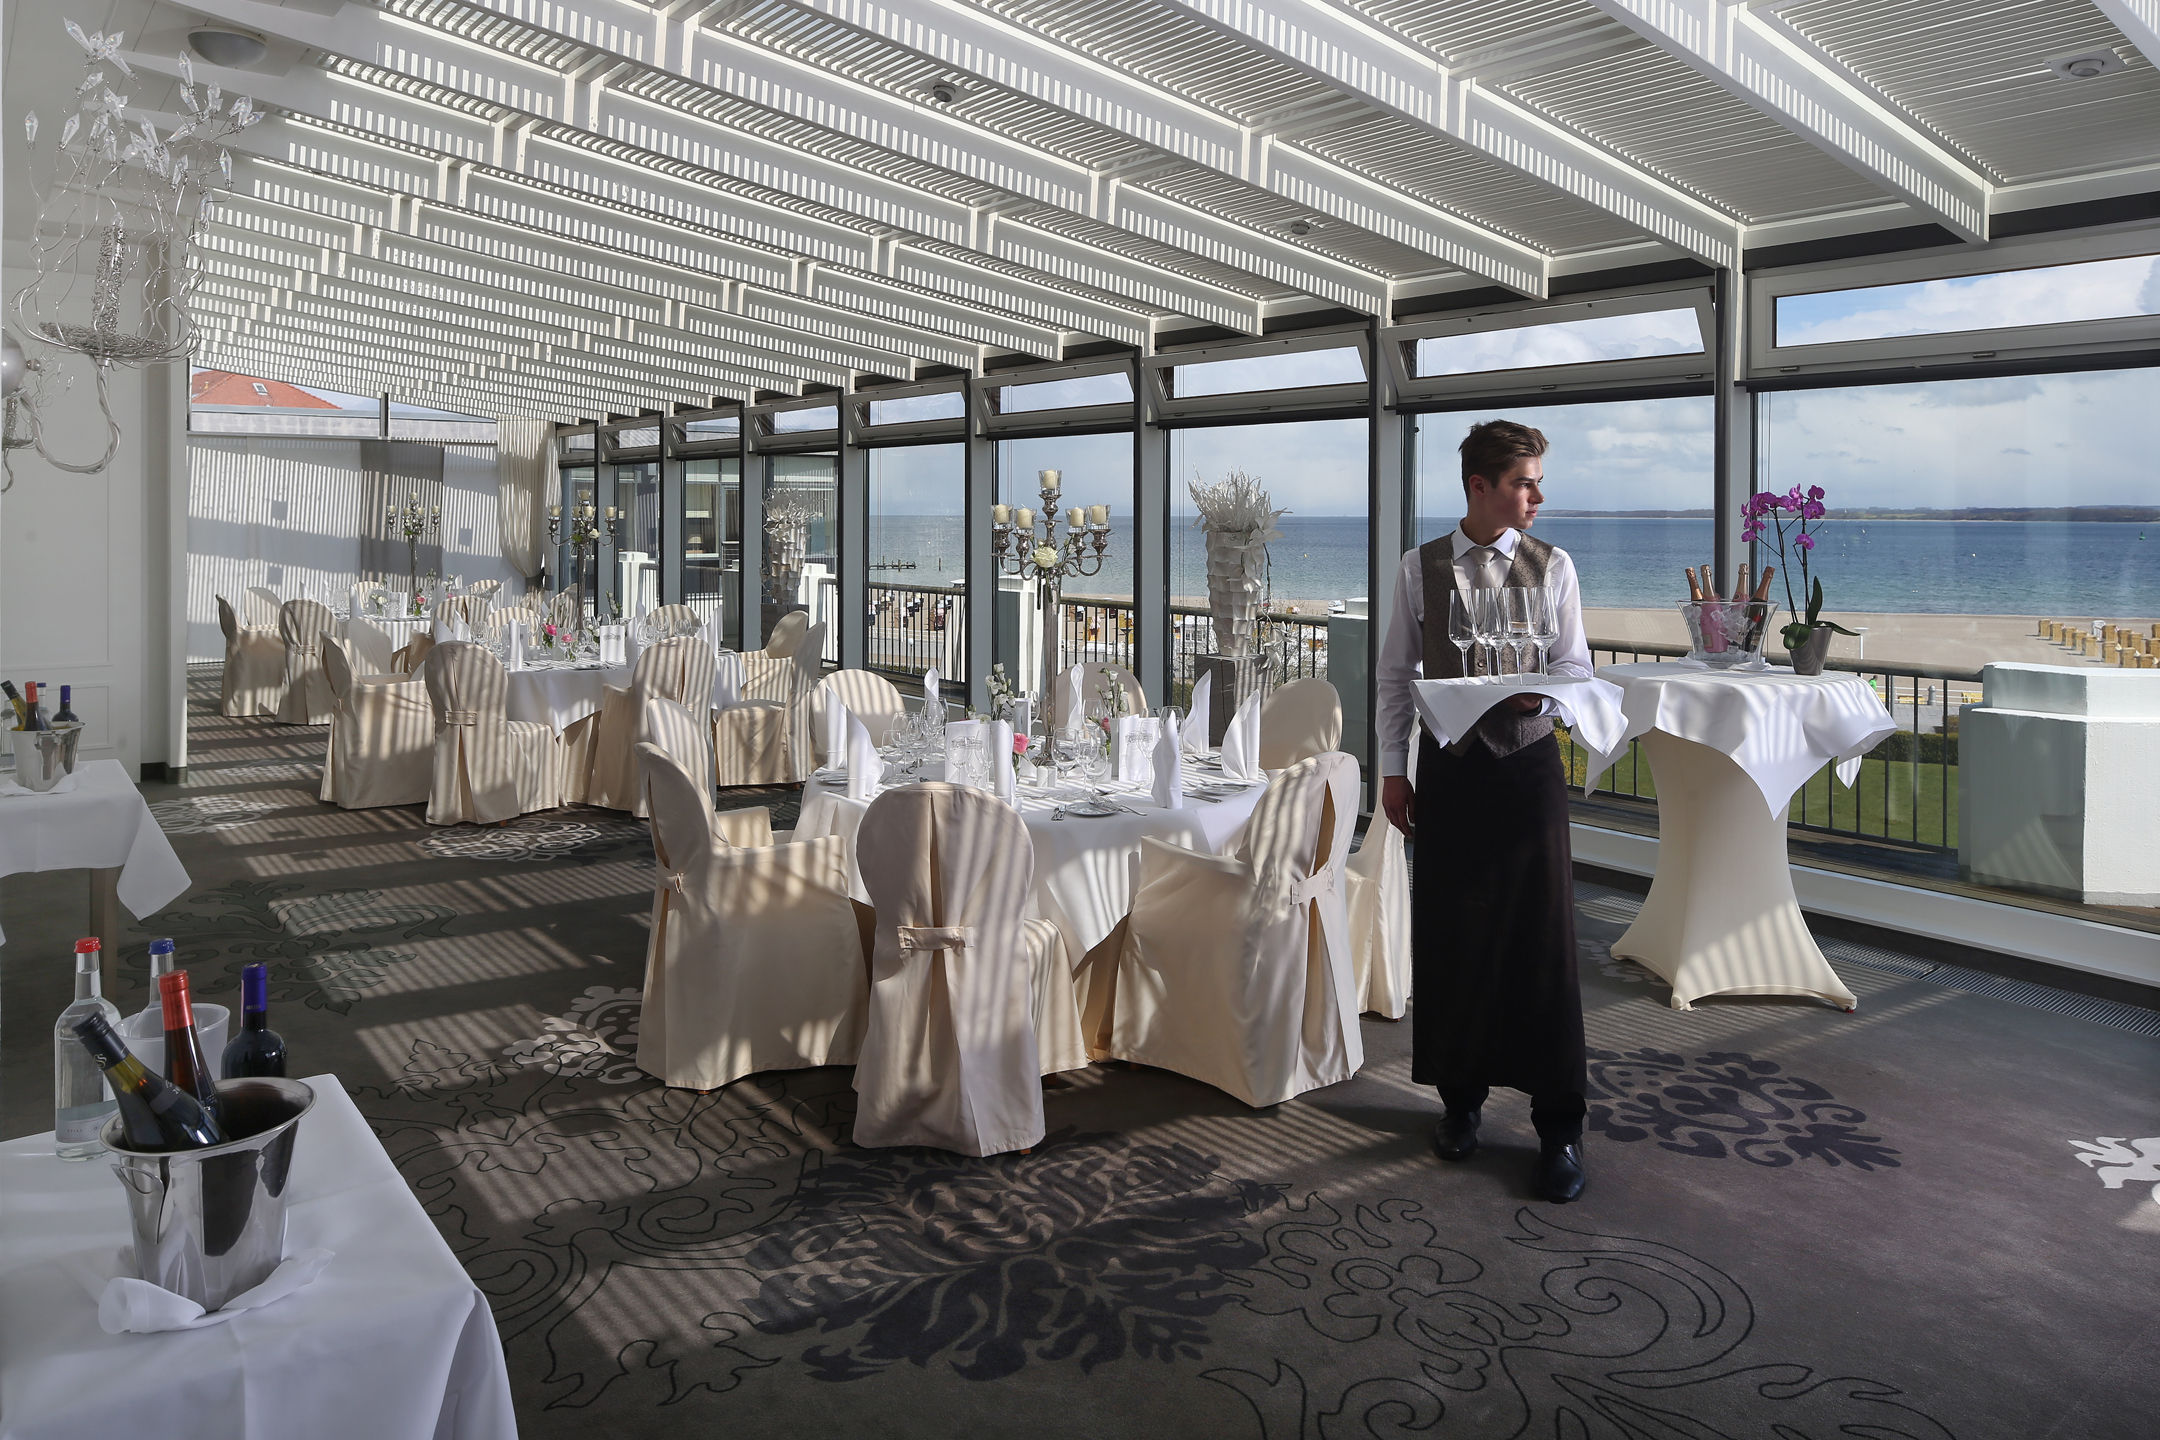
[3,666,2156,1440]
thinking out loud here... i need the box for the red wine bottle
[220,963,287,1079]
[158,971,222,1126]
[70,1012,224,1151]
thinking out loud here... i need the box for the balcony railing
[866,580,963,677]
[1568,640,1978,853]
[1055,594,1332,686]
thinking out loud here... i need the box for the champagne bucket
[1679,600,1773,670]
[101,1077,316,1312]
[11,724,82,791]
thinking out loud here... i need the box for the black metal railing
[865,579,963,677]
[1564,639,1979,852]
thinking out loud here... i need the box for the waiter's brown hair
[1459,419,1548,493]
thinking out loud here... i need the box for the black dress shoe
[1431,1109,1481,1162]
[1534,1142,1586,1203]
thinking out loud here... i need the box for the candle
[430,504,440,517]
[1039,469,1060,494]
[549,504,561,519]
[1089,504,1109,526]
[991,504,1010,525]
[1015,508,1034,531]
[606,506,617,520]
[1067,506,1084,530]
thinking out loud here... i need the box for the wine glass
[1501,589,1538,676]
[1469,588,1505,676]
[1446,590,1477,675]
[1527,588,1560,675]
[1077,726,1111,794]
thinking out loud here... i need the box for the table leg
[90,868,124,993]
[1610,731,1857,1012]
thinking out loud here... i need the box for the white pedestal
[1613,731,1858,1011]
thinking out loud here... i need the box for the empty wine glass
[1078,728,1111,793]
[1469,587,1505,675]
[1527,588,1560,674]
[1447,590,1477,675]
[1502,589,1538,675]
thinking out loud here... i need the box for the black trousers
[1411,730,1588,1146]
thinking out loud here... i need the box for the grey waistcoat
[1419,530,1557,757]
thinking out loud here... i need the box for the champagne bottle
[53,685,79,726]
[158,971,223,1126]
[53,939,122,1160]
[221,963,287,1079]
[0,680,27,728]
[1684,567,1703,602]
[70,1012,225,1151]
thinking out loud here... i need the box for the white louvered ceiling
[1,0,2152,420]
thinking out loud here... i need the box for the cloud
[1777,253,2159,347]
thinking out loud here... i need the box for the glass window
[558,464,596,613]
[867,444,966,682]
[613,423,660,451]
[995,370,1133,413]
[1775,253,2160,346]
[187,366,379,437]
[764,452,839,659]
[681,414,739,442]
[867,390,965,425]
[771,405,839,434]
[1757,369,2159,904]
[560,430,595,457]
[682,456,740,649]
[1171,417,1369,765]
[1000,431,1134,693]
[1171,346,1364,399]
[1414,308,1703,377]
[612,461,661,618]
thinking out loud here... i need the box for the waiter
[1375,419,1592,1203]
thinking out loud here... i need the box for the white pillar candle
[1067,506,1085,530]
[991,504,1011,525]
[1089,504,1109,526]
[1039,469,1060,494]
[1015,508,1034,530]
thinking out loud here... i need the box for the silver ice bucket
[102,1077,316,1311]
[11,723,82,791]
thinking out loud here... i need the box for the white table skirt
[795,772,1266,956]
[0,1076,517,1440]
[504,661,632,732]
[0,759,189,946]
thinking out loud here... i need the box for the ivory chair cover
[1106,751,1363,1107]
[1051,662,1148,722]
[716,620,826,784]
[318,640,433,810]
[1259,678,1343,771]
[645,602,703,637]
[216,595,286,717]
[421,642,561,825]
[465,579,501,601]
[275,599,338,725]
[712,704,792,788]
[544,590,581,632]
[393,629,436,676]
[741,613,816,702]
[634,742,866,1090]
[809,670,906,766]
[243,585,283,628]
[587,638,718,813]
[639,698,774,848]
[1345,820,1411,1018]
[344,616,398,678]
[765,609,811,658]
[852,783,1057,1155]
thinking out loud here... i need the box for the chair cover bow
[445,709,481,726]
[895,924,976,955]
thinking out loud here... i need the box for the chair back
[764,609,811,658]
[629,636,716,712]
[545,590,581,631]
[399,629,437,675]
[245,585,283,627]
[1052,661,1148,724]
[1235,750,1359,919]
[466,579,501,599]
[216,595,241,644]
[813,669,906,753]
[636,741,711,878]
[641,696,713,808]
[346,616,396,677]
[648,603,702,638]
[279,598,336,653]
[422,639,510,726]
[1258,677,1343,771]
[321,636,356,706]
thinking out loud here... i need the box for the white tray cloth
[796,775,1266,957]
[1411,676,1628,767]
[504,661,633,732]
[0,1076,516,1440]
[1592,663,1898,815]
[0,759,189,945]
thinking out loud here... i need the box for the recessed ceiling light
[925,80,962,105]
[1284,218,1321,237]
[189,28,270,69]
[2047,49,2125,81]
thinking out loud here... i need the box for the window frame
[1385,284,1715,406]
[1144,327,1370,424]
[978,359,1137,437]
[852,378,968,442]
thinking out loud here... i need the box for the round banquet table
[1589,662,1897,1012]
[793,767,1267,960]
[503,661,633,732]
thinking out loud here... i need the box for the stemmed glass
[1447,590,1477,676]
[1077,727,1111,795]
[1469,588,1505,676]
[1501,589,1538,675]
[1527,588,1560,675]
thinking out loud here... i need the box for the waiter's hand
[1382,776,1415,837]
[1506,694,1543,713]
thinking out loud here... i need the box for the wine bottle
[21,682,50,731]
[158,970,223,1126]
[1683,567,1703,602]
[0,680,27,728]
[53,685,79,726]
[221,963,287,1079]
[53,939,122,1160]
[70,1012,225,1151]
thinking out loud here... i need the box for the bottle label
[56,1098,116,1142]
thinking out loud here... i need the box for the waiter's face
[1472,457,1545,530]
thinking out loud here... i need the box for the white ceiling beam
[1587,0,1988,242]
[2089,1,2160,71]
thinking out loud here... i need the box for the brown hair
[1459,419,1548,493]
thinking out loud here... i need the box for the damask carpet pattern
[2,669,2154,1440]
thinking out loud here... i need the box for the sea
[863,515,2160,616]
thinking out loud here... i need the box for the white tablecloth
[1590,663,1896,815]
[1412,675,1629,761]
[795,771,1266,956]
[0,1076,517,1440]
[0,759,189,946]
[505,661,632,731]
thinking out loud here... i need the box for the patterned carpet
[2,666,2155,1440]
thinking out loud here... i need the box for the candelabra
[546,502,609,627]
[990,469,1114,710]
[386,499,441,605]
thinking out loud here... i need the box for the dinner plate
[1064,798,1118,817]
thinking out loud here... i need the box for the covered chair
[274,598,338,725]
[216,595,286,717]
[644,602,703,638]
[853,783,1068,1155]
[716,621,824,785]
[634,741,867,1091]
[1259,677,1343,771]
[243,585,284,628]
[393,629,436,677]
[809,669,906,766]
[1345,818,1412,1019]
[421,640,561,825]
[1105,750,1363,1107]
[345,615,399,678]
[741,610,813,701]
[318,639,433,810]
[1051,661,1148,724]
[587,637,718,813]
[640,698,775,849]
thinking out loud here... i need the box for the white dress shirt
[1375,523,1593,777]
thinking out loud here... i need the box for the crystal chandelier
[3,21,258,490]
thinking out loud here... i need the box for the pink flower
[1012,734,1029,756]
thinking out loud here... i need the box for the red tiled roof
[188,369,339,408]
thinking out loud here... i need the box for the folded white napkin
[452,617,473,643]
[844,709,884,801]
[820,690,847,768]
[713,651,743,711]
[507,623,524,672]
[0,769,80,798]
[625,618,644,665]
[923,666,941,718]
[1183,672,1214,755]
[1220,690,1263,781]
[989,719,1016,803]
[1152,711,1183,810]
[430,617,458,644]
[98,1248,335,1334]
[1114,716,1160,782]
[1058,664,1085,734]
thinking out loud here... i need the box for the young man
[1374,419,1593,1203]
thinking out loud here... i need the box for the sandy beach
[1581,608,2159,673]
